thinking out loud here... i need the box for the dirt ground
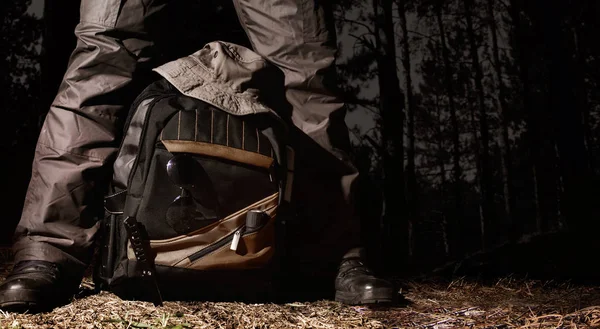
[1,249,600,329]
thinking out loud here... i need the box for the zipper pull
[230,229,243,251]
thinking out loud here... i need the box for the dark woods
[2,0,600,280]
[336,0,600,278]
[1,0,42,243]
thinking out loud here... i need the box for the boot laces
[339,259,374,278]
[10,261,61,281]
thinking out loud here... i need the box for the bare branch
[408,29,439,42]
[335,15,375,35]
[349,33,376,52]
[364,135,387,158]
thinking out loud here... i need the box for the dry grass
[372,277,600,328]
[1,291,384,329]
[2,248,600,329]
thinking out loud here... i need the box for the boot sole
[0,289,53,313]
[334,288,395,305]
[0,301,41,313]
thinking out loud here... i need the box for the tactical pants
[13,0,360,274]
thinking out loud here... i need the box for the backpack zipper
[187,220,268,262]
[125,93,176,191]
[117,83,174,155]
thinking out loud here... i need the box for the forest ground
[1,246,600,329]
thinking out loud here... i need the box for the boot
[0,260,81,313]
[334,248,395,305]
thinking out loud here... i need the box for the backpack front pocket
[126,192,278,271]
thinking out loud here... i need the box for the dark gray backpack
[93,77,294,304]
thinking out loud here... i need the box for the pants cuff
[12,237,88,273]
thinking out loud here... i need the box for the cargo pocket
[80,0,121,26]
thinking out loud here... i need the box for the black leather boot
[334,248,395,305]
[0,260,81,313]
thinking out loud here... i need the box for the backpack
[93,45,295,304]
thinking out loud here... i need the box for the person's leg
[0,0,161,312]
[0,0,255,312]
[233,0,395,304]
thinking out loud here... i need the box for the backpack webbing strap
[283,145,295,203]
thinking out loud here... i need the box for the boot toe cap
[0,261,77,313]
[335,275,396,304]
[0,279,47,313]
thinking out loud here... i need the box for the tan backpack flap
[159,107,276,170]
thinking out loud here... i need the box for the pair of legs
[0,0,394,312]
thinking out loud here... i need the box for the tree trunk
[539,2,593,236]
[436,96,450,257]
[373,0,406,271]
[508,0,543,232]
[397,0,416,260]
[463,0,493,250]
[467,79,485,250]
[572,28,595,173]
[486,0,514,239]
[435,0,463,256]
